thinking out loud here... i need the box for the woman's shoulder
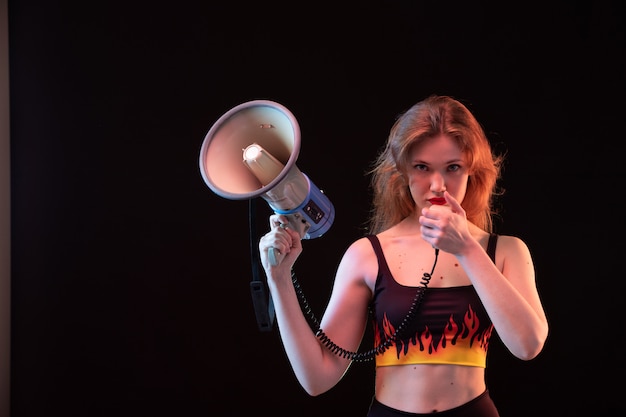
[494,233,529,249]
[492,234,533,263]
[336,236,380,289]
[344,235,378,255]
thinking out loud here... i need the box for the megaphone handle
[268,247,282,266]
[267,214,308,266]
[268,221,289,266]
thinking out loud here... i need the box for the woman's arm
[420,192,549,360]
[455,235,549,360]
[259,214,374,395]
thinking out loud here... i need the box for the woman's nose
[430,173,446,193]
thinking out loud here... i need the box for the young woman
[258,95,549,416]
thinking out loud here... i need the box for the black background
[8,1,625,416]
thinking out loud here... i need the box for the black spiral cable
[292,248,439,362]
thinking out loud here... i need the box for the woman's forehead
[409,135,464,160]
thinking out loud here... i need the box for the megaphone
[198,100,335,266]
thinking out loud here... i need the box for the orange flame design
[373,304,493,363]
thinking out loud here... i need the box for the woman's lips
[429,197,446,205]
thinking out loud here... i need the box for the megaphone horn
[199,100,335,265]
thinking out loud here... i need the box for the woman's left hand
[419,191,471,254]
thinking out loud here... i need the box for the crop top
[367,234,497,368]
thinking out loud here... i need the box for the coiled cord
[292,248,439,362]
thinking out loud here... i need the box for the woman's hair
[367,95,504,234]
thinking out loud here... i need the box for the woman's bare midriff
[374,364,487,413]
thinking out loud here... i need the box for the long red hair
[367,95,504,234]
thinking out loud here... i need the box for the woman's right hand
[259,213,303,273]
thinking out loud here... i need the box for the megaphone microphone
[198,100,335,266]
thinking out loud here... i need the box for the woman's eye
[448,164,461,172]
[414,164,428,171]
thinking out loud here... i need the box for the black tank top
[367,234,498,367]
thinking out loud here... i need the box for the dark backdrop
[8,1,625,416]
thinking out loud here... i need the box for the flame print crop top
[367,234,497,368]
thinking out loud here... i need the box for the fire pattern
[373,304,494,367]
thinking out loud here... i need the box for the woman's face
[406,134,469,212]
